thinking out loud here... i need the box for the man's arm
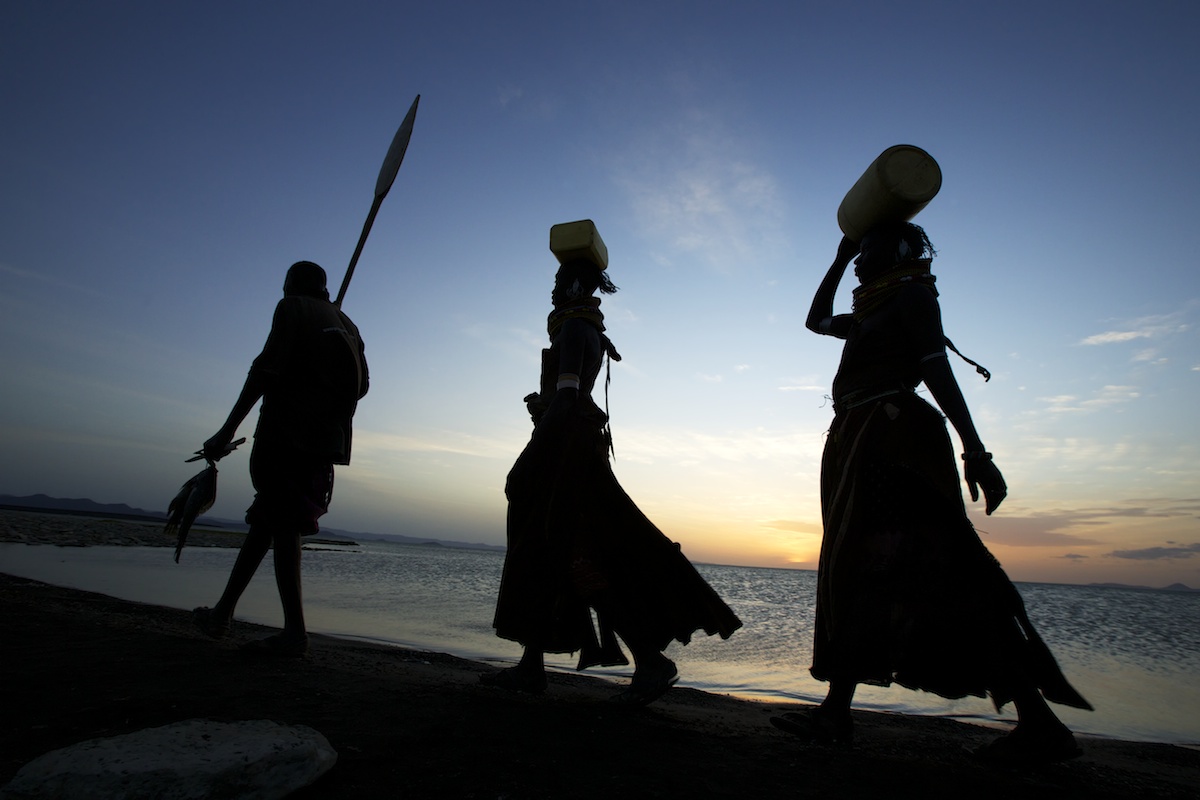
[203,370,270,458]
[202,300,291,458]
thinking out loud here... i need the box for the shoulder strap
[601,335,622,458]
[944,337,991,382]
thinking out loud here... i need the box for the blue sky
[2,1,1198,587]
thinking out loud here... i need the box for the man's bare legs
[208,527,271,625]
[194,525,307,650]
[270,529,306,639]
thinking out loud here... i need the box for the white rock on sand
[0,719,337,800]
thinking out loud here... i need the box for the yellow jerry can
[837,145,942,243]
[549,219,608,270]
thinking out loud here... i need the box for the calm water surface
[2,540,1197,745]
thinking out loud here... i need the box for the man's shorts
[245,444,334,535]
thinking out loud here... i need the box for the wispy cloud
[974,512,1107,547]
[1079,330,1152,345]
[1085,497,1200,518]
[0,261,107,298]
[610,115,786,275]
[356,429,515,460]
[495,84,523,108]
[492,83,554,120]
[615,424,823,466]
[1079,309,1193,348]
[1036,385,1139,414]
[1108,542,1200,561]
[976,498,1200,550]
[777,373,831,394]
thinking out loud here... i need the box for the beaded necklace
[851,259,936,321]
[849,259,991,382]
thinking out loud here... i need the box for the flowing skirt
[493,408,742,668]
[813,391,1090,711]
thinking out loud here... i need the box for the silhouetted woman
[779,223,1091,763]
[483,253,741,705]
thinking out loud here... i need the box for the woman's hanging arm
[907,287,1008,514]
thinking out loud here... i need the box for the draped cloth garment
[813,389,1091,711]
[492,317,742,667]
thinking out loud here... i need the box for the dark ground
[2,572,1198,799]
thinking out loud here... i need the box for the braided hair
[558,258,619,296]
[867,221,937,263]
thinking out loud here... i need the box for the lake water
[2,539,1197,746]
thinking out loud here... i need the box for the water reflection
[2,541,1197,745]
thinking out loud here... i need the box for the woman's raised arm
[806,236,859,338]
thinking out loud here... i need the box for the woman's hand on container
[835,236,860,266]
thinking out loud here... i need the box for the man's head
[284,261,330,301]
[551,258,618,307]
[854,222,935,282]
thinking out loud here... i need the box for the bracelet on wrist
[961,451,993,461]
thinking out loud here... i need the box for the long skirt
[813,390,1090,711]
[492,410,742,668]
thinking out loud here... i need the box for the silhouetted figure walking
[777,225,1091,763]
[484,221,741,705]
[191,261,368,657]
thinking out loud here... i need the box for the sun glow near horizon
[2,4,1198,591]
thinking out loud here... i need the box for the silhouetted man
[192,260,368,656]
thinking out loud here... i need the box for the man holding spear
[189,96,418,655]
[192,261,368,656]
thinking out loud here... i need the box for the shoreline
[3,509,1200,796]
[0,507,354,550]
[2,574,1199,798]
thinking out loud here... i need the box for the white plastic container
[549,219,608,270]
[837,145,942,242]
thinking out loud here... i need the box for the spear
[334,93,420,308]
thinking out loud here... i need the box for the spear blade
[336,93,420,308]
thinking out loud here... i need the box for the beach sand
[2,512,1198,798]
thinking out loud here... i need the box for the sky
[2,1,1198,588]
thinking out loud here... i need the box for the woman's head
[551,258,618,306]
[854,222,935,282]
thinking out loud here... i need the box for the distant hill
[0,493,504,552]
[1,494,170,521]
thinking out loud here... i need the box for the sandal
[239,632,309,658]
[769,707,854,744]
[973,727,1082,766]
[192,607,231,640]
[610,658,678,707]
[479,666,548,695]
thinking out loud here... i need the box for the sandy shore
[2,510,1198,798]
